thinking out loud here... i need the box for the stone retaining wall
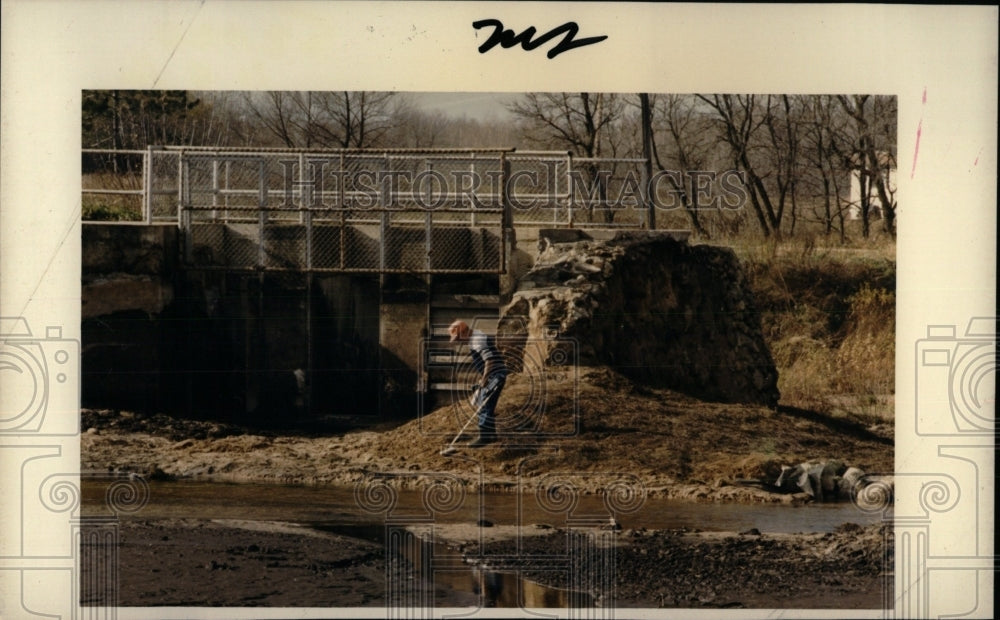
[499,231,780,406]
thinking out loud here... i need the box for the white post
[470,152,477,227]
[566,152,575,228]
[176,150,184,228]
[143,145,153,225]
[211,157,220,221]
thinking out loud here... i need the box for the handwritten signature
[473,19,608,59]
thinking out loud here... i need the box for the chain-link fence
[84,147,660,272]
[507,153,652,228]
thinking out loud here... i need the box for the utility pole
[640,93,655,229]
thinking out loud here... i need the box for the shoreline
[82,424,884,508]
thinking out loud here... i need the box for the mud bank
[83,517,890,610]
[82,370,894,506]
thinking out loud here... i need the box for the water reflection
[319,523,595,609]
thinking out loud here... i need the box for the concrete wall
[379,274,427,416]
[82,223,688,424]
[82,224,389,424]
[82,224,178,412]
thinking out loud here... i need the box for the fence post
[143,146,153,225]
[339,152,346,270]
[425,159,433,273]
[211,156,220,221]
[258,157,267,270]
[552,155,559,228]
[500,151,511,273]
[641,93,656,230]
[470,152,478,227]
[566,152,575,228]
[305,185,313,272]
[223,159,231,223]
[380,152,389,272]
[640,159,651,230]
[299,152,307,225]
[304,154,314,415]
[176,150,184,229]
[180,153,192,262]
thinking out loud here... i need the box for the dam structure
[82,147,685,423]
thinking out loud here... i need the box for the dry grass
[82,173,143,221]
[725,235,896,423]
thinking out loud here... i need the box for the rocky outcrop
[498,231,780,406]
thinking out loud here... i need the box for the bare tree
[82,90,213,150]
[391,108,451,148]
[645,94,717,237]
[82,90,228,173]
[388,109,520,149]
[836,95,897,238]
[697,94,786,237]
[798,95,853,241]
[508,93,626,223]
[241,91,406,149]
[508,92,622,157]
[756,95,805,235]
[192,91,264,147]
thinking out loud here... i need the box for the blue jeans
[474,373,506,434]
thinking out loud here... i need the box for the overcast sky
[405,92,517,121]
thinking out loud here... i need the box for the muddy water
[83,479,885,533]
[83,480,887,608]
[315,522,595,608]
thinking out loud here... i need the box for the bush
[82,198,142,221]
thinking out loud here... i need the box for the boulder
[498,232,780,406]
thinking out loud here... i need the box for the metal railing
[83,147,656,227]
[83,147,658,273]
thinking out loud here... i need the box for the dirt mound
[82,408,247,441]
[83,366,892,501]
[374,366,891,496]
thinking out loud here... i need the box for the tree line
[82,90,897,240]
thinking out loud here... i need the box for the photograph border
[1,2,996,618]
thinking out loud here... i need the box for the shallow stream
[84,479,886,533]
[83,479,889,608]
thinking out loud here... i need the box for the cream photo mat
[1,1,996,618]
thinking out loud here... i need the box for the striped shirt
[469,329,507,377]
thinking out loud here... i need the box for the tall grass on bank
[82,172,143,221]
[728,235,896,422]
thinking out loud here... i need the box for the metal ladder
[423,285,501,407]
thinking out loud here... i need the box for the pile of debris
[736,459,895,505]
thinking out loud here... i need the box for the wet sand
[82,517,890,610]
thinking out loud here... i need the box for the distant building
[848,151,896,220]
